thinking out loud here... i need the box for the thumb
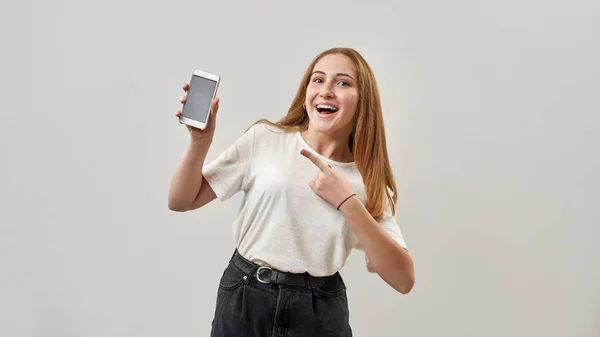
[207,98,220,127]
[211,97,220,115]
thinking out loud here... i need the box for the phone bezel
[179,69,220,130]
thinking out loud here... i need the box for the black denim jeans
[210,251,353,337]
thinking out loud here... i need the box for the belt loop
[305,273,312,289]
[229,249,238,263]
[247,265,259,284]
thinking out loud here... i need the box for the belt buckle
[255,266,273,284]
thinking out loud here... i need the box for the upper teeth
[317,104,338,111]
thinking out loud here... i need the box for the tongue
[318,108,335,114]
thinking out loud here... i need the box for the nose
[319,83,335,98]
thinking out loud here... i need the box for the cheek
[340,98,358,124]
[305,87,318,100]
[342,94,358,113]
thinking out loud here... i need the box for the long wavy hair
[253,47,398,218]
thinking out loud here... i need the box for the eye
[337,81,350,86]
[313,78,324,83]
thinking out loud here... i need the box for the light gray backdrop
[1,0,599,336]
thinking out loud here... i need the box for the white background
[1,0,599,336]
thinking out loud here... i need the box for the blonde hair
[253,47,398,218]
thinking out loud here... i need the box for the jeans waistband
[229,250,335,288]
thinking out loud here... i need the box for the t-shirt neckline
[296,131,356,167]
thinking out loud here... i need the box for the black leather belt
[230,250,334,288]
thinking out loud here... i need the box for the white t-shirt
[202,123,407,277]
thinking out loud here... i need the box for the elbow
[386,268,414,294]
[167,197,188,212]
[396,275,415,294]
[395,250,415,294]
[371,261,415,294]
[168,203,185,212]
[396,261,416,294]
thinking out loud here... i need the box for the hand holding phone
[175,69,221,142]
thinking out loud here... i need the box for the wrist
[337,193,360,213]
[189,137,212,149]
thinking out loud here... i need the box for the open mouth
[315,104,339,115]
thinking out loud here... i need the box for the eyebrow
[311,70,356,81]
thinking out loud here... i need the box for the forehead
[312,53,357,77]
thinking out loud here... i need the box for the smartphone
[179,69,220,130]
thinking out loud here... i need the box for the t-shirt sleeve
[202,124,257,201]
[354,192,408,272]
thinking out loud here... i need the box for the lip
[314,102,339,110]
[315,109,337,119]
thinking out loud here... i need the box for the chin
[309,119,337,134]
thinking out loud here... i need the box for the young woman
[169,47,415,337]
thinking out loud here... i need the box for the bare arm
[300,149,415,294]
[168,140,217,211]
[168,84,220,212]
[339,197,415,294]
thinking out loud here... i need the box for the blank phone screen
[182,75,217,123]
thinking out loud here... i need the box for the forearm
[339,197,415,294]
[168,139,211,210]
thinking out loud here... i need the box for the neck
[301,127,354,163]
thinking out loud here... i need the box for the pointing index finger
[300,149,329,171]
